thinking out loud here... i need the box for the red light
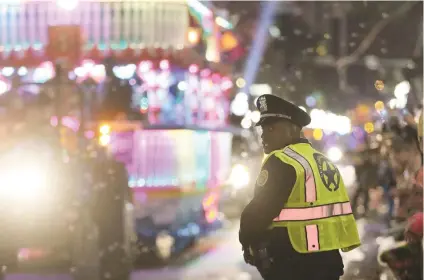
[211,73,220,82]
[18,248,49,261]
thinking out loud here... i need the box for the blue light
[193,131,211,187]
[140,97,149,110]
[306,96,317,107]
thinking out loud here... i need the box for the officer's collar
[292,138,311,145]
[278,138,310,150]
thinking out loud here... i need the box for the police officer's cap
[255,94,311,127]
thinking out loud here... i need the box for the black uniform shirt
[239,139,344,272]
[239,149,296,247]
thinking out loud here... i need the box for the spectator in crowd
[378,145,397,224]
[390,135,422,221]
[380,212,423,280]
[352,147,380,217]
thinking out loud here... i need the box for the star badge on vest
[256,170,269,187]
[313,153,341,191]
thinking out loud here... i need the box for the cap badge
[258,96,268,112]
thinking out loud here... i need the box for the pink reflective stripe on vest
[306,225,320,251]
[273,202,353,221]
[283,148,317,203]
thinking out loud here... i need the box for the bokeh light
[374,80,384,91]
[374,101,384,111]
[364,122,374,133]
[313,128,323,140]
[235,78,246,88]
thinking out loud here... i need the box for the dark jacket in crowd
[90,153,131,280]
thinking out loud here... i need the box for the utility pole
[333,3,350,93]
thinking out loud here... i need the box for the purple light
[352,127,364,140]
[50,116,80,132]
[220,77,233,91]
[241,1,278,94]
[85,130,95,139]
[61,116,80,132]
[306,96,316,107]
[200,69,211,77]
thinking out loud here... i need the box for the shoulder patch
[256,170,269,187]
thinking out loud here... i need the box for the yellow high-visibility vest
[266,143,361,253]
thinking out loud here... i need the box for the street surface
[133,217,389,280]
[134,219,261,280]
[5,166,391,280]
[5,217,387,280]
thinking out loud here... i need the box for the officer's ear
[292,125,301,137]
[286,123,301,138]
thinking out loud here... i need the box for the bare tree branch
[336,2,417,69]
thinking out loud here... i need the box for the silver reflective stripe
[283,148,317,202]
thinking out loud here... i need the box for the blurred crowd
[351,113,422,223]
[349,111,423,279]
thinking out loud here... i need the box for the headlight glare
[0,163,50,200]
[228,164,250,190]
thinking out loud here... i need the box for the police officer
[239,94,361,280]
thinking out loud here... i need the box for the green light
[98,43,107,51]
[33,43,42,50]
[119,40,128,50]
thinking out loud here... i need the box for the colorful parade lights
[56,0,79,11]
[98,124,111,146]
[0,76,10,95]
[139,97,149,114]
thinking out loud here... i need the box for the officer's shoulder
[263,153,296,174]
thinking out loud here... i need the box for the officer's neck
[280,136,302,149]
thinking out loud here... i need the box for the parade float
[0,0,236,261]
